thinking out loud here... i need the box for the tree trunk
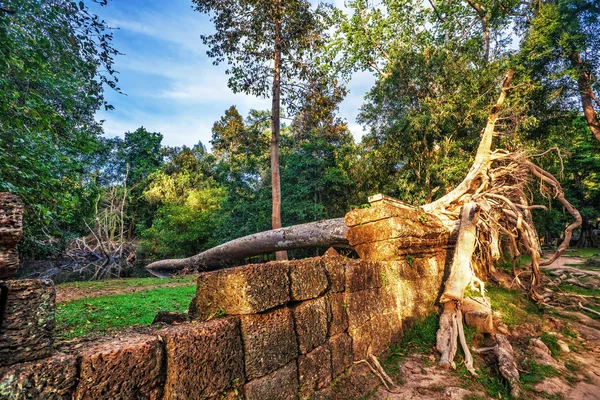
[271,1,287,261]
[145,218,349,277]
[570,52,600,142]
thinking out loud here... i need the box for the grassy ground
[56,275,195,292]
[56,283,196,340]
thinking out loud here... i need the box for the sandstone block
[0,353,77,399]
[345,260,383,292]
[348,323,372,361]
[193,262,289,320]
[329,333,353,377]
[241,307,297,380]
[294,297,330,355]
[345,290,376,330]
[298,344,332,399]
[75,334,164,400]
[328,293,348,336]
[370,313,401,355]
[0,279,55,366]
[0,193,24,279]
[289,258,329,301]
[244,361,298,400]
[162,318,244,399]
[322,253,346,293]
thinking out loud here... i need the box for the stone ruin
[0,193,456,399]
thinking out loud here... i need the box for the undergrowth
[56,284,196,339]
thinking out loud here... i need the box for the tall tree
[193,0,332,260]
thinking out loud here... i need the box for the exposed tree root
[354,354,398,393]
[430,70,580,394]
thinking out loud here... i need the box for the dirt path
[55,279,196,303]
[540,253,600,277]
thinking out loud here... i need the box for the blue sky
[90,0,376,148]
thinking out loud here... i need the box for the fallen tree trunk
[145,218,349,277]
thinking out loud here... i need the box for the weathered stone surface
[464,311,494,334]
[242,307,297,380]
[328,293,348,336]
[347,216,448,246]
[354,239,451,261]
[370,313,400,355]
[345,290,376,330]
[348,322,372,361]
[0,353,77,399]
[245,361,298,400]
[152,311,188,325]
[294,297,330,354]
[162,318,244,400]
[0,193,24,279]
[345,260,383,292]
[298,344,332,399]
[193,262,290,320]
[329,333,353,377]
[75,334,164,400]
[322,252,346,293]
[208,387,244,400]
[289,258,328,301]
[0,279,55,366]
[344,197,420,227]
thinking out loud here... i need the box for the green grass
[563,248,599,258]
[559,284,599,297]
[457,364,511,399]
[520,360,559,389]
[540,332,561,357]
[56,275,195,291]
[56,284,196,339]
[383,314,438,379]
[486,285,542,327]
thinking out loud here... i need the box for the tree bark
[145,218,349,277]
[570,52,600,142]
[271,0,287,261]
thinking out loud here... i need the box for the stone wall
[0,194,452,399]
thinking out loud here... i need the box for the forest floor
[373,248,600,400]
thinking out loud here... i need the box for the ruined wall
[0,194,453,399]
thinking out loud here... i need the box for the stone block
[354,238,450,261]
[289,258,328,301]
[75,334,164,400]
[345,260,383,292]
[464,311,494,334]
[193,262,289,320]
[345,290,376,330]
[298,344,332,399]
[0,279,55,366]
[329,333,353,377]
[0,353,77,399]
[241,307,297,380]
[245,361,298,400]
[162,318,244,400]
[294,297,330,354]
[369,313,401,355]
[0,193,24,279]
[328,293,348,336]
[322,253,346,293]
[348,323,372,361]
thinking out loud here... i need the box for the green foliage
[56,284,196,339]
[0,0,120,258]
[139,145,226,259]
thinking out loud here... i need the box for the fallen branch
[145,218,349,276]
